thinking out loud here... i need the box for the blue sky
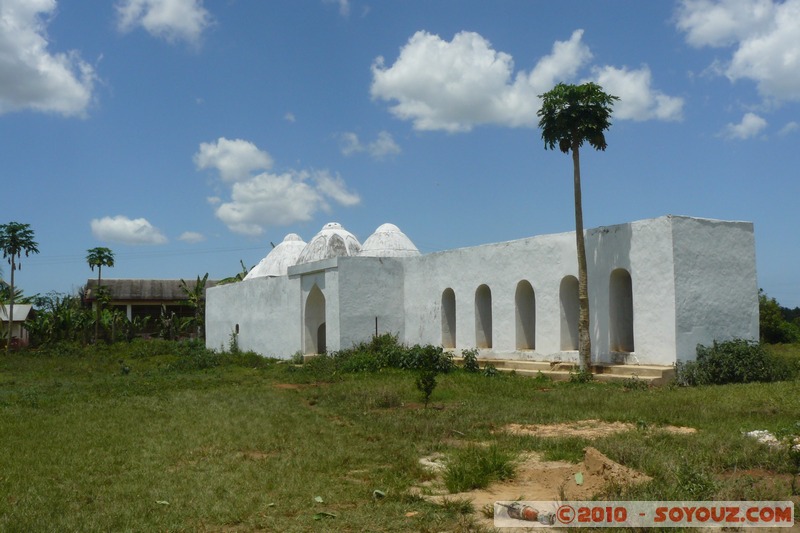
[2,0,800,306]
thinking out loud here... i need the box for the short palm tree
[0,222,40,351]
[538,82,618,371]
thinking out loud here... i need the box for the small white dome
[360,223,421,258]
[295,222,362,265]
[245,233,307,278]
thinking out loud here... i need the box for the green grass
[1,342,799,531]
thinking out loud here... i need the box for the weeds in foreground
[1,340,799,531]
[444,444,516,493]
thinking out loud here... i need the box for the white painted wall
[205,275,300,357]
[206,216,757,366]
[671,216,758,361]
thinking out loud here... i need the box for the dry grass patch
[502,419,697,439]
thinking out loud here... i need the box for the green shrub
[461,348,480,373]
[403,344,455,373]
[415,369,437,407]
[678,339,791,386]
[481,363,498,377]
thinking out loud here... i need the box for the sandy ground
[413,420,699,530]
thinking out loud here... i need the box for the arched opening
[475,284,492,349]
[609,268,634,352]
[304,285,326,354]
[441,288,456,349]
[515,280,536,350]
[560,276,579,351]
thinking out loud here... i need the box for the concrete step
[452,357,674,385]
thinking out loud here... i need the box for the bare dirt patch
[413,419,696,529]
[415,446,653,529]
[503,419,697,439]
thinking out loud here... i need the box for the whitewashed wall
[206,216,757,366]
[671,217,758,361]
[205,275,300,357]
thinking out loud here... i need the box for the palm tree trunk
[572,141,592,370]
[95,267,101,343]
[6,259,15,352]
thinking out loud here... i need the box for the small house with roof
[205,216,759,367]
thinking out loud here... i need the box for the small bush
[462,348,480,373]
[481,363,498,377]
[444,444,515,493]
[569,368,594,383]
[678,339,791,386]
[415,370,438,407]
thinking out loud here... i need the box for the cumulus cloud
[195,138,361,235]
[719,112,768,139]
[91,216,168,245]
[0,0,96,117]
[116,0,213,45]
[371,29,679,131]
[592,65,684,121]
[179,231,205,243]
[676,0,800,102]
[339,131,401,159]
[193,138,273,182]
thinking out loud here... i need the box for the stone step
[453,357,674,385]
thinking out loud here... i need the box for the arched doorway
[560,276,579,351]
[305,285,326,354]
[515,280,536,350]
[475,284,492,349]
[442,288,456,349]
[609,269,634,352]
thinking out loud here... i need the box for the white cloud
[91,216,168,245]
[339,131,401,159]
[371,29,679,131]
[196,138,361,235]
[179,231,205,243]
[778,121,798,136]
[676,0,800,102]
[592,65,684,121]
[720,112,768,139]
[323,0,350,17]
[116,0,213,45]
[194,137,273,182]
[0,0,96,117]
[284,112,296,123]
[676,0,775,47]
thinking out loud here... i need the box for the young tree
[537,83,618,371]
[179,273,209,340]
[87,247,115,343]
[0,222,40,351]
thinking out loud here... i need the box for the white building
[206,215,758,366]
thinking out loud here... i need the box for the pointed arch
[441,288,456,349]
[560,276,579,351]
[304,285,326,354]
[475,284,493,349]
[610,268,634,352]
[515,280,536,350]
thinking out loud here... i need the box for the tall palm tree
[0,222,40,351]
[537,82,618,371]
[87,247,115,343]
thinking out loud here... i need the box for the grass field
[1,341,798,532]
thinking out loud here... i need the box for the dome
[295,222,362,265]
[360,223,421,258]
[245,233,307,279]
